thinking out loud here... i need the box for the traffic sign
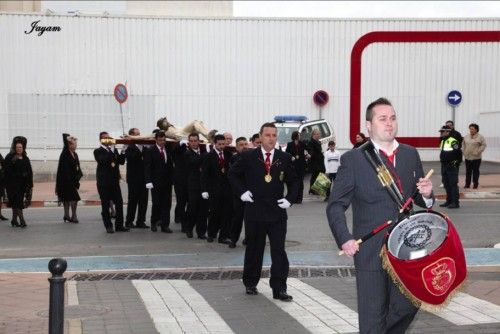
[114,83,128,104]
[313,90,329,107]
[447,90,462,106]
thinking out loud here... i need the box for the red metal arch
[350,30,500,147]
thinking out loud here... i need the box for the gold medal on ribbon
[279,171,284,181]
[295,155,299,160]
[111,162,115,168]
[221,168,225,174]
[76,166,79,171]
[265,174,272,183]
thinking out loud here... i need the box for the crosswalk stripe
[428,292,500,325]
[261,278,359,333]
[132,280,234,334]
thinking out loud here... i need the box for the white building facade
[0,13,499,161]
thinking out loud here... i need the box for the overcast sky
[233,1,500,18]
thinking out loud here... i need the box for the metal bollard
[48,258,67,334]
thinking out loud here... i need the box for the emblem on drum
[422,257,456,296]
[403,224,432,249]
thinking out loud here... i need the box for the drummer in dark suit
[326,98,434,333]
[201,134,233,244]
[144,130,174,233]
[94,131,128,233]
[285,131,306,203]
[123,128,149,229]
[229,122,299,301]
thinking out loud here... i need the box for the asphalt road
[0,198,498,260]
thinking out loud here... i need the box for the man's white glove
[146,183,154,189]
[201,192,209,199]
[240,190,254,203]
[121,144,128,152]
[277,198,291,209]
[180,139,188,146]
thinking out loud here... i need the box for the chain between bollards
[48,258,67,334]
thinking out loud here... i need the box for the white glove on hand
[277,198,291,209]
[201,192,209,199]
[146,183,154,189]
[180,139,188,146]
[240,190,254,203]
[121,144,128,152]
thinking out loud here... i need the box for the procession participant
[229,123,299,301]
[144,131,174,233]
[285,131,306,203]
[185,133,208,239]
[326,98,434,333]
[94,132,128,233]
[228,136,248,248]
[4,136,33,228]
[201,134,232,244]
[123,128,149,229]
[56,134,83,223]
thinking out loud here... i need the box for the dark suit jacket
[200,149,232,196]
[172,143,189,186]
[326,143,434,270]
[228,148,299,222]
[124,144,145,186]
[285,141,307,176]
[144,145,174,188]
[185,148,207,193]
[94,146,125,187]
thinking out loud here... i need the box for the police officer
[439,125,462,208]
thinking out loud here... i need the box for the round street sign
[313,90,329,107]
[447,90,462,106]
[114,83,128,104]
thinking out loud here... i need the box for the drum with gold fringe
[381,210,467,307]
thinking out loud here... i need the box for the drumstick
[399,169,434,212]
[338,220,393,256]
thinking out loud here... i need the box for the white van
[273,115,335,152]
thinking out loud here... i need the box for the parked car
[273,115,335,152]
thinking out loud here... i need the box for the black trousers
[151,185,172,228]
[126,182,148,224]
[442,163,459,205]
[356,269,418,334]
[207,193,232,240]
[174,181,188,225]
[243,219,289,291]
[465,159,481,187]
[296,174,304,202]
[97,183,124,230]
[186,191,208,237]
[230,197,244,244]
[325,172,337,198]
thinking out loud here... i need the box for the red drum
[381,210,467,306]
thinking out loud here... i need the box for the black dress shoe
[218,238,232,245]
[71,217,79,224]
[198,235,207,240]
[115,226,130,232]
[207,237,214,243]
[473,185,478,189]
[439,202,450,207]
[186,231,193,238]
[161,227,173,233]
[464,185,470,189]
[228,242,236,249]
[151,225,158,232]
[11,220,20,227]
[135,222,150,229]
[245,286,258,295]
[242,238,247,246]
[106,227,114,234]
[273,290,293,301]
[447,203,460,209]
[0,215,8,221]
[125,222,135,228]
[63,216,71,223]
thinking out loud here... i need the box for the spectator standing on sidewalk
[462,123,487,189]
[285,131,307,203]
[4,136,33,228]
[56,134,83,223]
[324,140,341,200]
[352,132,368,149]
[307,129,325,194]
[0,153,7,221]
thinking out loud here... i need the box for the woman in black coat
[56,134,83,223]
[353,132,367,148]
[0,153,7,221]
[4,136,33,228]
[306,129,325,194]
[285,131,306,203]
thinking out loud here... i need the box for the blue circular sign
[447,90,462,106]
